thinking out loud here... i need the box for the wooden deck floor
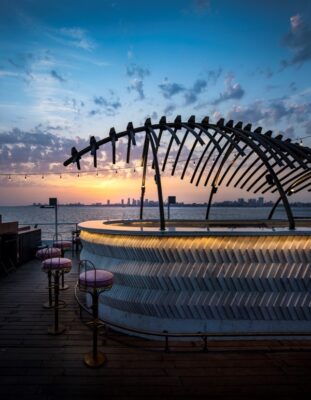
[1,257,311,400]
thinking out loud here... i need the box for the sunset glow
[0,0,310,205]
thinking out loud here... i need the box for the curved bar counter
[79,219,311,336]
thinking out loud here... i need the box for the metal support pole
[139,136,149,221]
[54,272,59,332]
[268,196,282,220]
[148,132,166,231]
[48,270,65,335]
[55,204,58,238]
[84,289,106,367]
[205,187,217,220]
[43,270,55,309]
[92,291,99,361]
[48,271,53,307]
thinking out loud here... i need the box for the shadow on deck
[0,257,311,400]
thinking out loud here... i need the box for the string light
[0,157,201,179]
[299,135,311,146]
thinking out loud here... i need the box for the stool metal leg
[48,271,66,335]
[59,270,69,290]
[43,270,55,309]
[84,291,105,368]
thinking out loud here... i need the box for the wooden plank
[0,257,311,399]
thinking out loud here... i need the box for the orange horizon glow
[0,169,309,206]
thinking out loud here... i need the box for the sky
[0,0,311,206]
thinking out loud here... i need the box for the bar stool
[42,257,72,335]
[53,234,72,290]
[36,247,62,308]
[78,260,113,368]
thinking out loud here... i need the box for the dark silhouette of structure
[63,116,311,230]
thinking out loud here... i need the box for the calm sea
[0,205,310,240]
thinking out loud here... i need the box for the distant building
[248,198,257,206]
[107,199,110,205]
[121,199,124,205]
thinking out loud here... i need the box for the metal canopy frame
[63,115,311,231]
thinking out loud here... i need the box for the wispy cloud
[192,0,210,14]
[126,64,150,79]
[164,104,177,116]
[159,79,185,99]
[46,26,96,52]
[126,63,150,100]
[206,67,222,84]
[227,97,311,134]
[90,92,121,116]
[0,70,21,78]
[0,127,87,172]
[184,79,207,105]
[50,70,66,82]
[58,27,96,51]
[281,14,311,67]
[211,73,245,105]
[127,79,145,100]
[255,66,274,79]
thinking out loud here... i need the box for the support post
[205,186,217,220]
[148,132,166,231]
[139,136,149,220]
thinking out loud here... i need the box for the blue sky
[0,0,310,205]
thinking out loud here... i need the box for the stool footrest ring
[84,351,106,368]
[48,324,66,335]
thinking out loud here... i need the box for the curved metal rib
[204,141,231,187]
[126,123,136,163]
[162,126,179,172]
[226,125,295,229]
[225,149,255,187]
[62,115,311,231]
[268,172,311,219]
[217,143,247,186]
[171,128,190,176]
[195,134,223,186]
[180,129,203,180]
[190,131,218,184]
[205,142,236,219]
[202,124,245,157]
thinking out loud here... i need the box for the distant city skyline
[30,196,310,208]
[0,0,310,205]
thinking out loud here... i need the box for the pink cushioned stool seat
[42,257,72,272]
[79,270,113,289]
[36,247,61,260]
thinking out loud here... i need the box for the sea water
[0,205,310,240]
